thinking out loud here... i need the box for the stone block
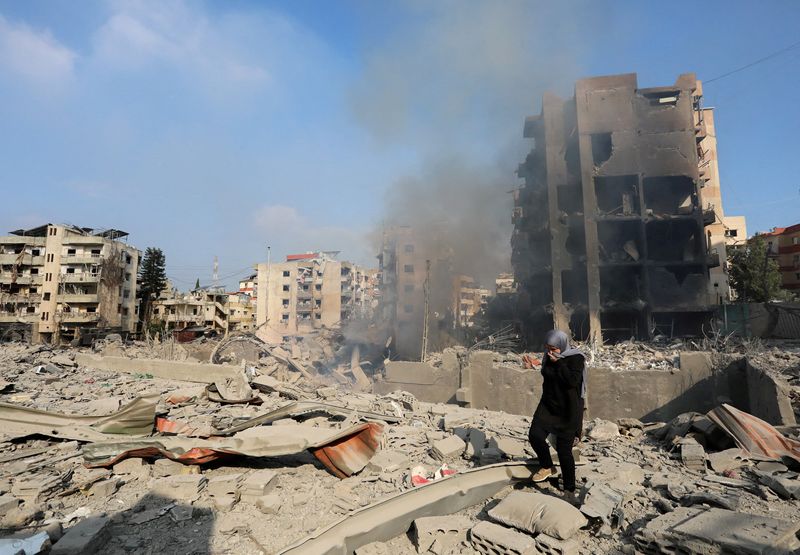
[586,419,619,441]
[151,475,207,500]
[89,478,119,498]
[413,515,472,553]
[366,449,410,473]
[239,470,277,502]
[680,440,706,471]
[470,521,538,555]
[494,437,526,459]
[51,516,110,555]
[112,458,150,478]
[0,495,20,516]
[431,436,466,460]
[535,533,578,555]
[152,458,198,477]
[255,494,282,515]
[207,473,243,498]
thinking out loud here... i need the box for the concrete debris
[635,506,800,554]
[679,439,706,471]
[50,516,110,555]
[0,340,798,554]
[585,419,619,441]
[431,435,466,460]
[469,520,538,555]
[412,515,472,553]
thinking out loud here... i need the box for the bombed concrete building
[513,73,737,344]
[0,223,139,343]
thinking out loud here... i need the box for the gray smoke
[351,0,601,290]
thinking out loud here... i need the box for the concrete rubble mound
[0,339,797,554]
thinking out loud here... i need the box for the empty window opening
[600,267,644,305]
[561,269,588,305]
[598,220,642,263]
[557,185,583,214]
[646,220,702,262]
[403,264,414,273]
[591,133,613,167]
[595,175,639,216]
[648,266,706,307]
[643,176,695,215]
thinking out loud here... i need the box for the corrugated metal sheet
[707,403,800,465]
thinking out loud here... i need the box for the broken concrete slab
[152,475,207,500]
[679,439,706,471]
[74,353,243,383]
[112,458,150,478]
[365,449,410,474]
[754,470,800,500]
[470,520,538,555]
[412,515,472,553]
[586,419,619,441]
[635,506,800,554]
[239,470,277,502]
[431,436,466,460]
[51,516,110,555]
[276,462,535,555]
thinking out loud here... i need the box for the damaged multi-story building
[513,73,745,344]
[0,223,139,343]
[255,252,377,336]
[150,284,254,336]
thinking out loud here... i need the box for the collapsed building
[150,285,256,338]
[0,224,139,343]
[513,73,746,344]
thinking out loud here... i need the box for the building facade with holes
[0,223,139,343]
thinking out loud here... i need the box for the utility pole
[266,245,271,328]
[421,259,431,363]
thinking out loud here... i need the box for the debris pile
[0,340,798,554]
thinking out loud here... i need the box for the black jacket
[533,353,584,435]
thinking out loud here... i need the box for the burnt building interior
[512,73,720,344]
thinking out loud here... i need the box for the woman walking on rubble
[528,329,585,498]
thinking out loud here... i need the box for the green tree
[728,237,785,302]
[194,277,200,290]
[137,247,167,324]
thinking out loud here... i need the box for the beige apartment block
[255,252,374,335]
[0,223,139,343]
[695,95,748,303]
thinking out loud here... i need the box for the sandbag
[488,490,587,540]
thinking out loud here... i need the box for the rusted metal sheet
[83,422,384,478]
[311,422,384,479]
[277,461,536,555]
[0,395,158,442]
[708,403,800,464]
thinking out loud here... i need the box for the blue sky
[1,1,798,289]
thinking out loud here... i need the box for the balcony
[59,312,100,323]
[0,294,41,304]
[59,294,98,303]
[62,254,103,264]
[0,275,33,285]
[61,273,100,284]
[0,313,37,323]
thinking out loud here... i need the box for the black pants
[528,420,576,492]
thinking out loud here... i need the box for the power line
[705,39,800,84]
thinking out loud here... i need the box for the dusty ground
[0,340,798,554]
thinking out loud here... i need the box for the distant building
[238,273,257,298]
[255,252,376,335]
[759,224,800,292]
[0,223,139,343]
[452,275,490,328]
[150,286,232,334]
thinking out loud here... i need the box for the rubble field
[0,337,798,555]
